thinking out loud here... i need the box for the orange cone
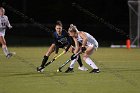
[126,39,131,49]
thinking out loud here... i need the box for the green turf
[0,47,140,93]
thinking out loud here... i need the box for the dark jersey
[52,30,72,53]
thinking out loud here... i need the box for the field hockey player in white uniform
[0,7,13,58]
[67,24,100,73]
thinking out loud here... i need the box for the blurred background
[1,0,131,46]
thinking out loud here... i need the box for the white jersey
[77,31,98,48]
[0,15,12,36]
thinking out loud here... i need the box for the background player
[67,24,100,73]
[0,7,13,58]
[37,21,87,72]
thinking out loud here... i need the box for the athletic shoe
[78,66,88,71]
[6,53,13,59]
[37,66,44,72]
[65,67,74,73]
[89,69,100,73]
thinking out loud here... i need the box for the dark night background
[1,0,129,46]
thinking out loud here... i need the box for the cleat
[37,66,44,72]
[78,66,88,71]
[6,53,13,59]
[65,67,74,73]
[89,69,100,73]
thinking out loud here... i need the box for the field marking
[13,55,68,86]
[95,60,139,88]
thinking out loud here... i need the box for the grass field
[0,47,140,93]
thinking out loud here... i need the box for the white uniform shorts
[0,30,5,37]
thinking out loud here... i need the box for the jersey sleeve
[65,36,73,52]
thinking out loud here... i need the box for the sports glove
[71,54,77,60]
[81,47,86,52]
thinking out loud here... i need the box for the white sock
[2,47,9,56]
[85,57,98,69]
[69,56,78,68]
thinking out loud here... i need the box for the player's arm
[0,21,3,29]
[52,33,59,54]
[79,31,87,52]
[5,16,12,29]
[79,31,87,47]
[73,37,79,54]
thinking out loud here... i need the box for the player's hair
[56,20,63,27]
[0,7,5,15]
[68,24,78,32]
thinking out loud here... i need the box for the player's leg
[83,46,99,73]
[77,55,83,67]
[64,46,74,73]
[67,55,88,71]
[0,36,12,58]
[65,54,88,73]
[65,56,78,73]
[37,44,55,72]
[77,55,88,71]
[65,46,88,72]
[41,44,55,67]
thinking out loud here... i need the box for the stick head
[56,68,62,72]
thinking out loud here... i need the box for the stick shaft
[45,51,65,67]
[58,50,81,70]
[59,59,71,69]
[54,51,65,60]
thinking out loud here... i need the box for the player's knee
[83,57,86,61]
[45,51,52,56]
[1,41,6,46]
[83,55,89,61]
[2,44,7,48]
[45,49,55,56]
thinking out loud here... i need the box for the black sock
[77,55,83,67]
[40,56,48,67]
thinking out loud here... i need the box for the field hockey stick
[44,51,65,67]
[57,50,82,72]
